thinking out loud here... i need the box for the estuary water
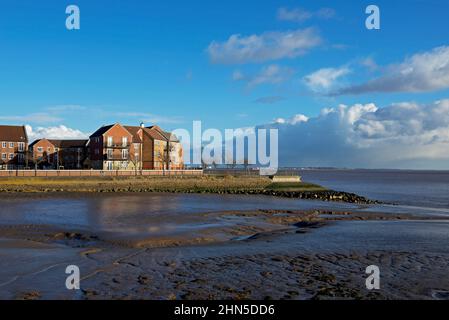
[300,169,449,210]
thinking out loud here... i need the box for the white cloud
[360,57,378,72]
[232,70,245,81]
[113,112,183,124]
[0,113,62,124]
[277,7,336,22]
[45,105,87,112]
[254,96,285,104]
[339,46,449,95]
[304,66,350,92]
[26,125,89,141]
[259,99,449,169]
[207,28,322,64]
[274,114,309,125]
[246,64,293,88]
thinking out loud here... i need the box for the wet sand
[1,193,449,300]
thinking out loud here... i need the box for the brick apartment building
[1,122,183,171]
[89,123,184,170]
[29,139,89,169]
[0,125,29,169]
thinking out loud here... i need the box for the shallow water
[0,190,448,240]
[0,193,359,235]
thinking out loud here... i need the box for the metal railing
[0,169,204,177]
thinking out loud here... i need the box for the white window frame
[107,136,113,147]
[9,153,14,160]
[18,142,25,152]
[107,149,113,159]
[1,153,6,160]
[9,142,14,148]
[2,142,7,148]
[122,149,128,159]
[122,137,128,147]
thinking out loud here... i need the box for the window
[122,149,128,159]
[18,142,25,152]
[1,142,6,148]
[107,149,113,159]
[1,153,6,160]
[122,137,128,147]
[18,154,24,163]
[9,154,14,160]
[37,147,43,153]
[107,136,113,147]
[9,142,14,148]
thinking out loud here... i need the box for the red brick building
[1,123,183,171]
[89,123,138,170]
[89,123,184,170]
[0,125,29,169]
[29,139,88,169]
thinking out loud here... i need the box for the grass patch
[0,176,329,194]
[265,182,327,192]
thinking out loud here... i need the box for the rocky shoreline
[0,186,377,204]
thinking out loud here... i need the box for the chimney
[140,122,145,128]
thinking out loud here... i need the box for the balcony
[104,155,129,161]
[105,143,131,149]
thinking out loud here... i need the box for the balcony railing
[104,155,129,161]
[105,143,131,149]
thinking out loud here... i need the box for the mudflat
[1,193,449,300]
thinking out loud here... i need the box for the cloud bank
[338,46,449,95]
[26,125,89,141]
[259,99,449,169]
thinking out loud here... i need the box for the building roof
[29,139,43,148]
[89,123,178,143]
[89,124,115,138]
[29,139,88,149]
[49,140,88,148]
[147,125,179,142]
[0,125,28,143]
[123,126,143,143]
[144,127,167,141]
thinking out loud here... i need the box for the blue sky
[1,0,449,168]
